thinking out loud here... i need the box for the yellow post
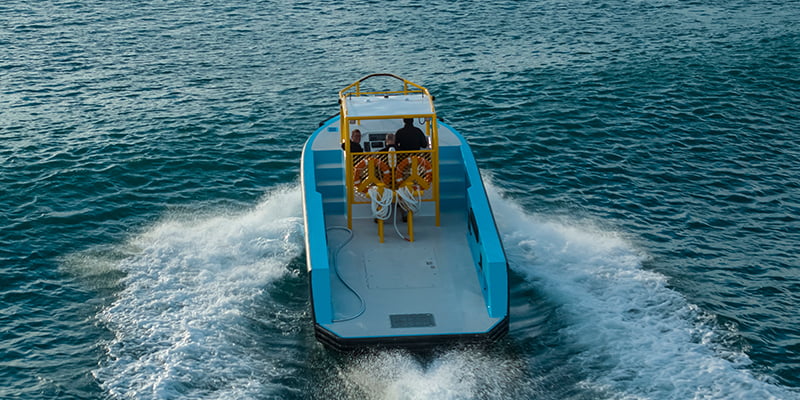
[346,151,353,230]
[407,211,414,242]
[378,219,384,243]
[430,118,440,227]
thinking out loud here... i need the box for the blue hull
[302,115,509,350]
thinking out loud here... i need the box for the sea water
[1,0,798,399]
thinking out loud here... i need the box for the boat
[301,74,508,351]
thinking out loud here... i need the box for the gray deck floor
[322,212,500,338]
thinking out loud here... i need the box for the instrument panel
[362,133,387,152]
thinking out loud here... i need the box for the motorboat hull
[301,75,508,351]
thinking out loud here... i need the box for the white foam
[87,179,799,399]
[487,184,798,400]
[93,186,305,399]
[327,349,534,400]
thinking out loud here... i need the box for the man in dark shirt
[395,119,428,151]
[342,129,363,152]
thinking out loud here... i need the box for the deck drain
[390,313,436,328]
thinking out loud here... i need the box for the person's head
[385,133,395,144]
[403,118,414,126]
[351,129,361,142]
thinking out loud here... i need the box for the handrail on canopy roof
[339,74,437,121]
[339,73,431,99]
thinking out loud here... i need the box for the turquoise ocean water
[2,1,799,398]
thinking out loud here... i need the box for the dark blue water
[2,1,798,398]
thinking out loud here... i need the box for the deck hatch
[365,249,439,289]
[390,313,436,328]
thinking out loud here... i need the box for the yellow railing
[339,73,429,99]
[350,150,435,202]
[339,74,440,242]
[346,149,438,242]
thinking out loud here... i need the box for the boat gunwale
[302,84,510,350]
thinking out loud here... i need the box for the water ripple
[2,0,799,398]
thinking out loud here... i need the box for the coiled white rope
[368,186,394,221]
[396,185,422,215]
[392,185,422,241]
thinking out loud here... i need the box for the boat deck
[322,211,500,339]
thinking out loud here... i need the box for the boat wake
[91,186,307,399]
[85,182,796,399]
[488,183,796,400]
[317,348,535,400]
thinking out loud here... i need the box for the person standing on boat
[395,119,427,151]
[342,129,364,152]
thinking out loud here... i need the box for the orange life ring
[395,155,433,190]
[353,157,392,193]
